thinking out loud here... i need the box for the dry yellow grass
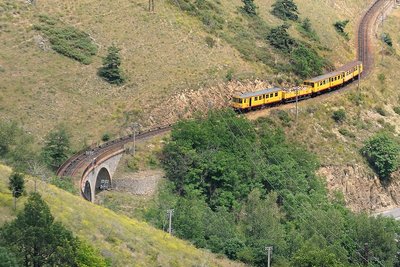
[0,0,373,149]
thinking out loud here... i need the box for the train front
[230,95,246,111]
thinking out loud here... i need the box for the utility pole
[132,123,140,157]
[295,87,299,123]
[265,246,273,267]
[166,209,174,235]
[149,0,155,12]
[381,12,384,64]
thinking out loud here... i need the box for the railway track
[58,0,394,197]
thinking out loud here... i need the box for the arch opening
[95,167,111,194]
[83,181,92,201]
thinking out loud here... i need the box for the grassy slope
[0,0,369,148]
[0,164,243,267]
[278,6,400,167]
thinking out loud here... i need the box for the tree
[1,193,78,266]
[98,45,125,85]
[267,24,297,53]
[290,45,324,78]
[242,0,258,16]
[0,246,19,267]
[41,127,70,169]
[271,0,299,21]
[361,132,400,181]
[8,172,24,198]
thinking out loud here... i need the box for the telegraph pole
[295,87,299,123]
[381,11,384,64]
[132,123,140,157]
[363,242,369,266]
[265,246,273,267]
[149,0,155,12]
[167,209,174,235]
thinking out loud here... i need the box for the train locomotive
[231,61,363,111]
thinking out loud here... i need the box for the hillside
[0,0,369,148]
[0,164,243,267]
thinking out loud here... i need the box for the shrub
[382,33,393,47]
[242,0,258,16]
[375,106,387,116]
[275,110,292,126]
[338,128,355,138]
[393,106,400,115]
[271,0,299,21]
[291,45,324,78]
[34,15,97,64]
[361,132,400,181]
[101,133,111,142]
[333,20,349,40]
[98,45,125,85]
[225,69,234,81]
[332,109,346,123]
[378,73,386,83]
[50,176,77,194]
[205,36,216,48]
[267,24,297,53]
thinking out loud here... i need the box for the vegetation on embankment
[144,110,400,266]
[0,164,243,267]
[0,0,369,145]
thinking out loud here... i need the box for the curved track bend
[57,0,395,199]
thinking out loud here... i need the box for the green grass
[0,164,242,267]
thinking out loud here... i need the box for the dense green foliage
[333,20,350,40]
[0,193,107,267]
[267,24,297,53]
[147,110,400,266]
[361,132,400,181]
[50,176,78,194]
[271,0,299,21]
[8,172,24,198]
[0,246,19,267]
[0,120,36,172]
[34,15,97,64]
[98,45,125,85]
[291,45,324,78]
[41,127,71,170]
[242,0,258,16]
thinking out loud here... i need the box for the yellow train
[231,61,363,111]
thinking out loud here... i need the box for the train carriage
[231,87,283,111]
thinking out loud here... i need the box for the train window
[270,93,273,98]
[275,92,278,97]
[266,94,269,98]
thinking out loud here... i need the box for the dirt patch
[319,164,400,213]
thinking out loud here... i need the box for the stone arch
[95,167,111,194]
[83,181,92,202]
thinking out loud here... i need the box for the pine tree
[0,193,78,266]
[271,0,299,21]
[98,45,125,85]
[41,127,70,169]
[242,0,257,16]
[8,172,24,198]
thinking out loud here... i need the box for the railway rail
[57,0,394,200]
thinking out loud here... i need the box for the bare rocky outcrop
[319,165,400,213]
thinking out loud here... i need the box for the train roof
[336,60,362,71]
[305,61,362,83]
[235,87,282,98]
[305,71,343,82]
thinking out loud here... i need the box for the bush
[225,69,234,81]
[50,176,77,194]
[338,128,355,138]
[271,0,299,21]
[332,109,346,123]
[34,15,97,64]
[375,106,387,116]
[382,33,393,47]
[393,106,400,115]
[267,24,297,53]
[205,36,216,48]
[333,20,349,40]
[242,0,258,16]
[361,132,400,181]
[378,73,386,83]
[291,45,324,78]
[101,133,111,142]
